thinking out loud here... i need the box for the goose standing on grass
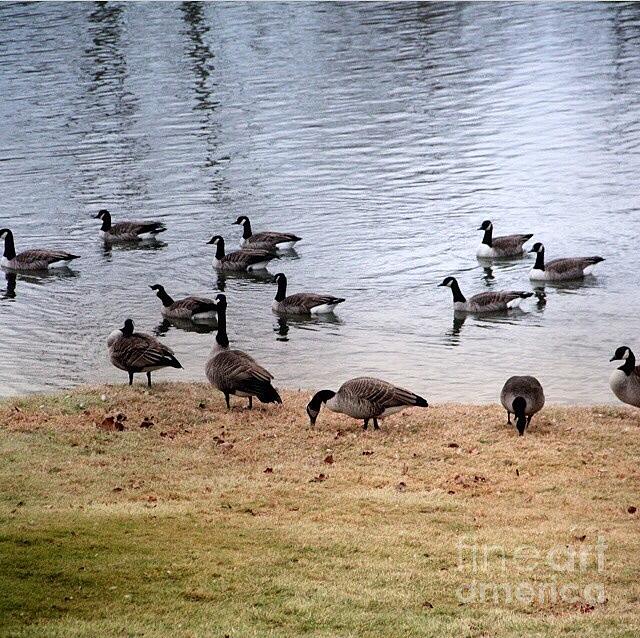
[95,209,166,242]
[149,284,217,322]
[233,215,301,250]
[272,273,346,315]
[476,220,533,258]
[500,376,545,435]
[528,243,604,281]
[438,276,533,313]
[206,294,282,409]
[609,346,640,408]
[107,318,182,387]
[0,228,79,271]
[207,235,278,271]
[306,377,428,430]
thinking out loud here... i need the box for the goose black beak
[232,220,240,225]
[528,248,536,253]
[206,238,215,244]
[609,356,617,362]
[93,213,102,219]
[477,226,484,231]
[437,282,446,287]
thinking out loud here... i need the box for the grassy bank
[1,383,639,637]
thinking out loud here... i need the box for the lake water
[1,1,639,403]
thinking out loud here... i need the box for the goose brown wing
[112,333,179,370]
[469,290,530,306]
[284,293,345,311]
[171,296,216,314]
[111,221,165,236]
[16,249,78,266]
[340,377,422,409]
[249,231,301,245]
[546,257,603,274]
[492,234,533,251]
[223,248,274,266]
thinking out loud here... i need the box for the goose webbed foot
[507,412,511,424]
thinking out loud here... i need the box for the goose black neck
[512,396,527,435]
[100,212,112,231]
[215,239,226,260]
[450,280,466,303]
[620,351,636,375]
[534,250,545,271]
[156,289,174,307]
[481,227,493,247]
[309,389,336,410]
[215,305,229,348]
[242,220,253,240]
[275,276,287,302]
[1,230,16,260]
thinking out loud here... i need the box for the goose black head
[95,209,110,220]
[273,272,286,284]
[149,284,164,292]
[207,235,223,245]
[213,293,227,309]
[0,228,11,239]
[529,242,544,254]
[438,276,457,288]
[233,215,249,226]
[478,220,492,231]
[306,390,336,426]
[610,346,633,362]
[121,318,134,336]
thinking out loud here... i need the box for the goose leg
[363,419,369,430]
[224,393,231,410]
[373,418,380,430]
[146,371,152,388]
[248,396,253,410]
[507,411,511,424]
[526,415,532,426]
[128,371,134,386]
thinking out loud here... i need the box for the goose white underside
[1,256,68,270]
[191,311,217,321]
[246,261,271,271]
[506,297,525,309]
[609,369,640,407]
[276,240,299,250]
[310,303,341,314]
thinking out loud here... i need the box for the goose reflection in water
[154,316,217,337]
[215,268,276,292]
[2,272,16,299]
[101,238,167,260]
[273,313,343,342]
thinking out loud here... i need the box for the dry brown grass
[1,383,639,637]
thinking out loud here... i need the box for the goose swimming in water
[272,273,345,315]
[528,243,604,281]
[206,294,282,409]
[207,235,278,271]
[438,276,533,313]
[306,377,428,430]
[609,346,640,408]
[107,318,182,386]
[500,376,545,435]
[149,284,217,322]
[476,220,533,258]
[95,209,166,243]
[233,215,301,250]
[0,229,79,271]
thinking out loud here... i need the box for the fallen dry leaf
[140,418,154,429]
[628,506,637,514]
[264,467,273,474]
[310,473,327,483]
[362,450,374,456]
[323,454,334,465]
[396,481,407,492]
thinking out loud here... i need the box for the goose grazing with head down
[107,318,182,387]
[207,235,278,271]
[272,273,345,315]
[95,209,166,243]
[476,220,533,258]
[206,294,282,409]
[528,243,604,281]
[0,228,79,271]
[233,215,301,250]
[438,276,533,313]
[500,376,545,435]
[609,346,640,408]
[149,284,217,322]
[306,377,428,430]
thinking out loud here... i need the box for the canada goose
[476,220,533,258]
[107,318,182,386]
[95,209,166,242]
[306,377,428,430]
[0,229,79,271]
[149,284,217,321]
[233,215,301,250]
[206,294,282,408]
[609,346,640,408]
[529,243,604,281]
[272,273,345,315]
[438,276,533,313]
[500,376,545,435]
[207,235,278,271]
